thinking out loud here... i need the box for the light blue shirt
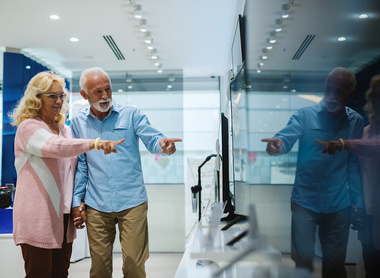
[71,102,165,212]
[275,101,364,213]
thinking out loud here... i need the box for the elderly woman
[318,75,380,278]
[9,71,124,278]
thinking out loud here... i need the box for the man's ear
[80,90,88,100]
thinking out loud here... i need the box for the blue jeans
[291,202,351,278]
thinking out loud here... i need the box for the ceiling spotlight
[259,62,264,66]
[147,44,154,50]
[70,37,79,42]
[338,36,347,42]
[157,65,163,73]
[167,84,173,89]
[359,13,369,19]
[275,19,283,32]
[154,61,160,66]
[266,45,274,50]
[144,32,152,44]
[128,85,133,89]
[267,38,276,44]
[134,4,142,19]
[139,19,148,32]
[257,69,262,73]
[50,14,60,20]
[282,4,290,18]
[261,55,268,60]
[117,89,124,93]
[151,49,158,59]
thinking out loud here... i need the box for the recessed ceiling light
[359,13,369,19]
[50,14,60,20]
[337,36,346,42]
[25,65,31,69]
[70,37,79,42]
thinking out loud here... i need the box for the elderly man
[262,67,364,278]
[71,67,181,278]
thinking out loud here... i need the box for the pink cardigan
[349,125,380,249]
[13,118,91,249]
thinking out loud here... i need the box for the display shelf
[190,226,281,263]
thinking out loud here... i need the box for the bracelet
[338,138,345,152]
[94,138,100,152]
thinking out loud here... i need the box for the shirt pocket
[113,125,128,136]
[306,122,330,142]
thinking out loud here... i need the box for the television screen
[231,15,246,78]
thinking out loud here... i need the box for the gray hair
[79,67,111,93]
[328,67,357,91]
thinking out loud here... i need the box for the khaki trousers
[86,202,149,278]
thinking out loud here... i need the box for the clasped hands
[72,202,86,229]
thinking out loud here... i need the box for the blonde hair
[9,71,69,126]
[364,75,380,125]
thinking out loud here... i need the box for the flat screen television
[219,14,248,222]
[220,112,234,218]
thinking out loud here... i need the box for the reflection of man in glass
[318,75,380,278]
[262,67,364,277]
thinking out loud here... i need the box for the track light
[134,5,142,19]
[275,19,283,32]
[282,4,290,18]
[151,49,158,60]
[144,32,152,44]
[139,19,147,32]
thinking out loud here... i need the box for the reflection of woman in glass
[10,71,123,277]
[318,75,380,277]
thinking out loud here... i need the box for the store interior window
[232,71,325,185]
[70,71,220,185]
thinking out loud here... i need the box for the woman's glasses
[40,93,66,101]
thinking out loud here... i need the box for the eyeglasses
[40,93,66,101]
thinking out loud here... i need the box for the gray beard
[90,99,112,112]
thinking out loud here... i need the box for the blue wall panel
[1,52,48,233]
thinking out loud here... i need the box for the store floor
[69,252,184,278]
[69,252,357,278]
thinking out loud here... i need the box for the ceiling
[245,0,380,81]
[0,0,243,79]
[1,0,380,85]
